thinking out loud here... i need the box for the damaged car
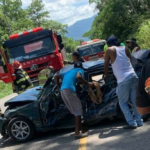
[0,50,149,142]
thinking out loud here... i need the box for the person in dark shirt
[136,58,150,115]
[64,52,85,65]
[126,37,140,53]
[12,60,33,94]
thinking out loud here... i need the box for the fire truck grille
[24,62,49,77]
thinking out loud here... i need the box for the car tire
[8,117,35,142]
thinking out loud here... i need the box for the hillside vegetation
[0,0,83,98]
[0,81,12,99]
[84,0,150,48]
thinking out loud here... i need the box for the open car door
[0,48,14,83]
[39,75,74,128]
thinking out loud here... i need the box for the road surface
[0,95,150,150]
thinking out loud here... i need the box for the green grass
[0,81,13,99]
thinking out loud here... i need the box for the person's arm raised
[125,46,131,62]
[54,74,62,91]
[104,48,111,78]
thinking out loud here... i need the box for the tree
[63,37,82,53]
[28,0,49,26]
[43,20,68,35]
[85,0,150,44]
[0,11,9,45]
[135,19,150,49]
[0,0,77,53]
[0,0,32,35]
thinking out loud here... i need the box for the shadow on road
[0,120,124,149]
[1,119,149,150]
[0,128,77,150]
[87,120,150,150]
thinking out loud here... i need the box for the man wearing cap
[104,43,125,53]
[104,36,143,129]
[64,52,85,65]
[54,62,93,139]
[126,37,140,53]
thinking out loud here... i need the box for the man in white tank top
[104,36,143,129]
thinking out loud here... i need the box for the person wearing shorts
[54,62,93,139]
[136,58,150,115]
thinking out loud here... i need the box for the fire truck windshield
[78,42,105,57]
[9,37,55,62]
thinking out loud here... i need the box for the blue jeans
[117,73,143,127]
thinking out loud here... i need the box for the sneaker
[123,125,137,129]
[137,124,143,127]
[74,132,88,139]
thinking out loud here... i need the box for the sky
[21,0,97,26]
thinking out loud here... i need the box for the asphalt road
[1,95,150,150]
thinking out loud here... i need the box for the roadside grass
[0,81,13,99]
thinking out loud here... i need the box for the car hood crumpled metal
[5,86,42,106]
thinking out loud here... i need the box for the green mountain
[66,15,96,41]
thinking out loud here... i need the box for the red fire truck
[0,27,65,84]
[76,39,106,61]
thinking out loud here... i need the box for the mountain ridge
[66,15,96,41]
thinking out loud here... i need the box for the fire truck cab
[0,27,65,84]
[77,39,106,61]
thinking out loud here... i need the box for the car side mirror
[12,74,15,77]
[60,44,64,50]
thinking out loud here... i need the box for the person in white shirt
[104,36,143,129]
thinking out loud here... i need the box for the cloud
[21,0,97,26]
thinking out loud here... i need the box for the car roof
[132,49,150,63]
[59,60,104,74]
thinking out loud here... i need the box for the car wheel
[8,117,35,142]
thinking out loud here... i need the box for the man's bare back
[107,46,131,64]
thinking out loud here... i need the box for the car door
[39,84,74,128]
[83,68,118,123]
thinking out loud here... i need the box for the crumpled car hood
[5,86,42,106]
